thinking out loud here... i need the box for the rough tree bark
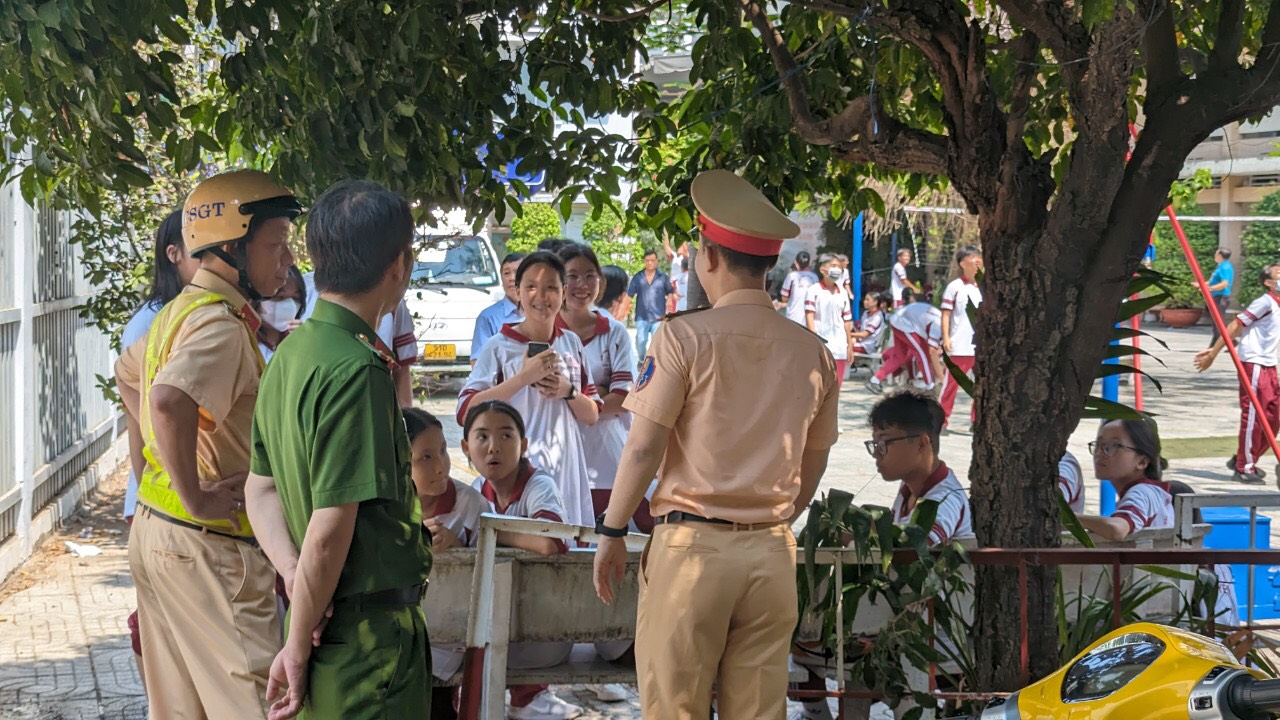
[744,0,1280,689]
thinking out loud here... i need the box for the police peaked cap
[182,170,302,255]
[691,169,799,256]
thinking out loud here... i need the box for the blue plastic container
[1200,506,1278,621]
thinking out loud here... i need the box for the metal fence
[0,146,117,552]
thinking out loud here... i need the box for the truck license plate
[422,344,456,362]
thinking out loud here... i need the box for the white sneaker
[508,690,584,720]
[586,682,629,701]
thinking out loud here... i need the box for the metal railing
[0,145,117,558]
[1174,492,1280,628]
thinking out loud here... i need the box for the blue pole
[852,213,864,321]
[1099,336,1122,515]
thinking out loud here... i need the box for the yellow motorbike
[949,623,1280,719]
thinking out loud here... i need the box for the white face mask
[825,267,844,283]
[260,299,300,332]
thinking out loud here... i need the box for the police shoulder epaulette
[663,306,711,321]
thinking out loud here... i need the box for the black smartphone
[527,342,550,357]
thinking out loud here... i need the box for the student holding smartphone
[456,251,600,528]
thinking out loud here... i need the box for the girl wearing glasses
[1078,418,1173,541]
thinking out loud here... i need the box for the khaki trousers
[636,521,798,719]
[129,506,280,719]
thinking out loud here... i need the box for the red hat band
[697,215,783,257]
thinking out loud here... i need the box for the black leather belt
[654,511,786,531]
[338,583,428,607]
[141,506,258,547]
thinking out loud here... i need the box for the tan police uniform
[623,169,840,718]
[116,171,300,718]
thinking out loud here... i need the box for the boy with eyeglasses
[868,391,974,545]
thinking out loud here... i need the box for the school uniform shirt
[1111,479,1175,535]
[456,324,600,527]
[857,309,886,355]
[891,261,910,302]
[560,312,634,490]
[1236,292,1280,367]
[890,301,943,348]
[940,278,982,356]
[475,463,569,553]
[803,282,853,360]
[779,269,820,323]
[429,479,493,548]
[891,462,974,546]
[472,297,523,359]
[1058,451,1085,515]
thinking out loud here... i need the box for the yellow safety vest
[136,289,264,536]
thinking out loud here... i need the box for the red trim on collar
[237,304,263,335]
[430,480,459,517]
[500,323,563,344]
[898,462,950,515]
[479,462,536,514]
[553,312,611,344]
[696,215,783,256]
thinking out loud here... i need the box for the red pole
[1129,125,1280,462]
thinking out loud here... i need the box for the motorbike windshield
[1060,632,1166,703]
[413,237,497,288]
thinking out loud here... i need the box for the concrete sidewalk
[0,323,1271,718]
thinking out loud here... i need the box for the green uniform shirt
[251,299,431,600]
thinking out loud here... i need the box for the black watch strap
[595,513,628,538]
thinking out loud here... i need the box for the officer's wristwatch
[595,513,628,538]
[565,384,578,401]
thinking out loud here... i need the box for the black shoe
[1226,456,1266,478]
[1234,470,1266,485]
[1228,455,1237,470]
[864,380,884,395]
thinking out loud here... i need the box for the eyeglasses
[1088,441,1141,458]
[864,434,921,456]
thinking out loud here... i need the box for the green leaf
[36,2,60,27]
[1115,293,1167,324]
[115,164,153,189]
[1058,494,1094,548]
[1094,363,1163,393]
[1081,395,1148,421]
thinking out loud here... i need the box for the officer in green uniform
[245,179,432,719]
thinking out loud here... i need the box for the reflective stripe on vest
[136,290,264,536]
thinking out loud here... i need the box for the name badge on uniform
[637,356,656,391]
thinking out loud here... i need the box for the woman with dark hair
[117,207,199,685]
[456,251,598,528]
[121,208,200,521]
[599,264,632,323]
[1079,418,1172,541]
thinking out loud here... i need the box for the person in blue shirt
[1207,248,1235,346]
[472,252,526,364]
[628,250,673,360]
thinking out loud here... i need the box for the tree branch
[1141,0,1180,95]
[996,0,1088,70]
[738,0,948,176]
[577,0,668,22]
[1208,0,1247,72]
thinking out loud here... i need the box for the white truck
[405,232,504,375]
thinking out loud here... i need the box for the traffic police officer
[115,170,301,717]
[593,169,840,718]
[244,179,432,719]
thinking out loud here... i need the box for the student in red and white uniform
[851,291,890,358]
[804,253,854,391]
[776,251,820,324]
[866,290,943,393]
[868,392,974,544]
[939,246,983,426]
[1195,264,1280,484]
[457,251,601,529]
[1079,419,1174,539]
[890,248,921,307]
[463,400,585,720]
[1058,451,1085,515]
[556,245,653,534]
[793,391,971,720]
